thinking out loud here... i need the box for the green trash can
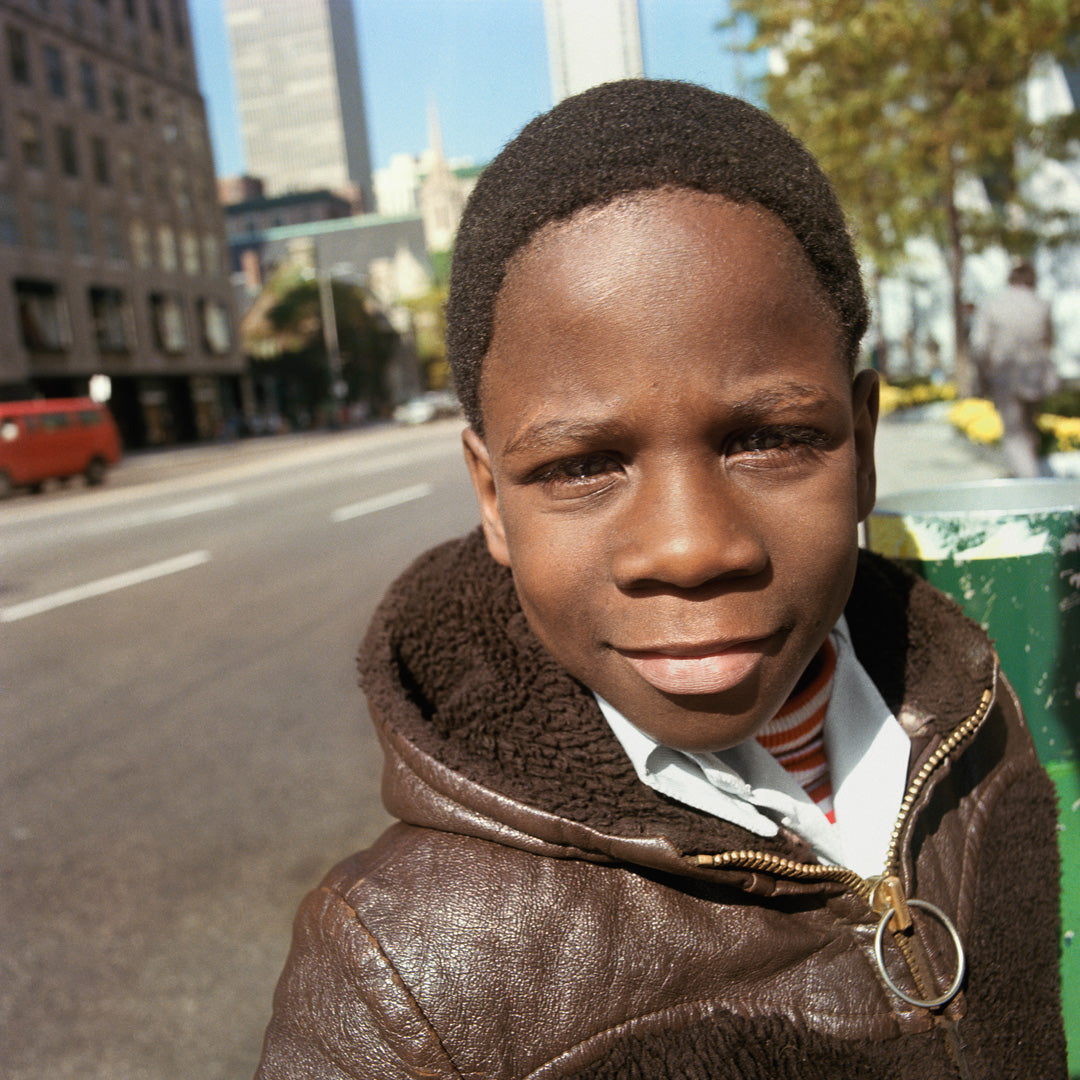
[867,478,1079,1074]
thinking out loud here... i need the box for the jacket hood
[358,529,997,886]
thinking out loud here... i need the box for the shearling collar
[358,529,996,877]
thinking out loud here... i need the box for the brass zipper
[692,847,874,899]
[882,691,992,874]
[690,688,994,1010]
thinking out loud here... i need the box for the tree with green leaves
[725,0,1080,388]
[241,266,398,424]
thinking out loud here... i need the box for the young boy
[256,81,1064,1079]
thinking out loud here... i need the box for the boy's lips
[615,637,773,696]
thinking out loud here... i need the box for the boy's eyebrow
[727,384,844,414]
[502,419,626,456]
[500,384,845,456]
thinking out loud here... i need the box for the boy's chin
[622,684,776,755]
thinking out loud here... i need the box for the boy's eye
[531,453,622,491]
[730,426,828,458]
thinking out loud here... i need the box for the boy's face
[464,189,877,752]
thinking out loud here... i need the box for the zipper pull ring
[871,889,967,1010]
[872,874,913,932]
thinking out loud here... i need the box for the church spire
[427,98,445,162]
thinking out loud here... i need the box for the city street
[1,418,478,1080]
[0,409,1008,1079]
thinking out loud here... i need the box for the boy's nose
[610,468,769,592]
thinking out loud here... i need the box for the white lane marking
[81,493,239,535]
[1,550,211,623]
[351,446,454,478]
[331,483,433,523]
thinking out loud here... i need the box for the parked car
[0,397,122,496]
[392,390,461,425]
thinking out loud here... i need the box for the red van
[0,398,122,496]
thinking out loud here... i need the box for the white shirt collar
[595,616,910,878]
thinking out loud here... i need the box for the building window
[89,286,132,352]
[199,299,231,354]
[65,0,84,32]
[15,279,71,351]
[32,199,59,250]
[18,112,45,168]
[140,86,155,122]
[8,27,31,85]
[160,97,178,143]
[150,293,187,353]
[43,44,66,97]
[181,231,199,274]
[90,135,109,184]
[118,145,141,194]
[57,124,78,176]
[0,107,6,159]
[93,0,112,42]
[79,59,100,111]
[101,212,123,261]
[157,224,177,271]
[123,8,138,50]
[168,0,185,47]
[68,205,91,254]
[112,76,129,122]
[0,191,21,245]
[172,165,190,211]
[130,221,151,267]
[148,0,163,33]
[202,233,220,276]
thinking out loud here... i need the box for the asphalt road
[1,419,478,1080]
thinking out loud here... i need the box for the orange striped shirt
[756,640,837,822]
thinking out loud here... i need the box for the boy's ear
[462,427,511,566]
[852,369,879,523]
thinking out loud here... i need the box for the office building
[222,188,352,244]
[544,0,643,103]
[225,0,374,210]
[0,0,243,447]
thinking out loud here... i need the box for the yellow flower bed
[1038,413,1080,452]
[878,380,957,415]
[948,398,1003,444]
[948,399,1080,452]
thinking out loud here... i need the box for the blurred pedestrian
[970,262,1056,478]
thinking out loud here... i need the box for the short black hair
[446,78,868,434]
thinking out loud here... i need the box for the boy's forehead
[481,188,846,424]
[491,189,833,342]
[504,189,752,273]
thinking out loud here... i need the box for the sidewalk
[874,404,1008,500]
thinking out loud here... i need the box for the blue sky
[187,0,760,177]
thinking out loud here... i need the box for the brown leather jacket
[255,532,1065,1079]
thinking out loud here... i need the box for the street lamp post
[316,269,347,420]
